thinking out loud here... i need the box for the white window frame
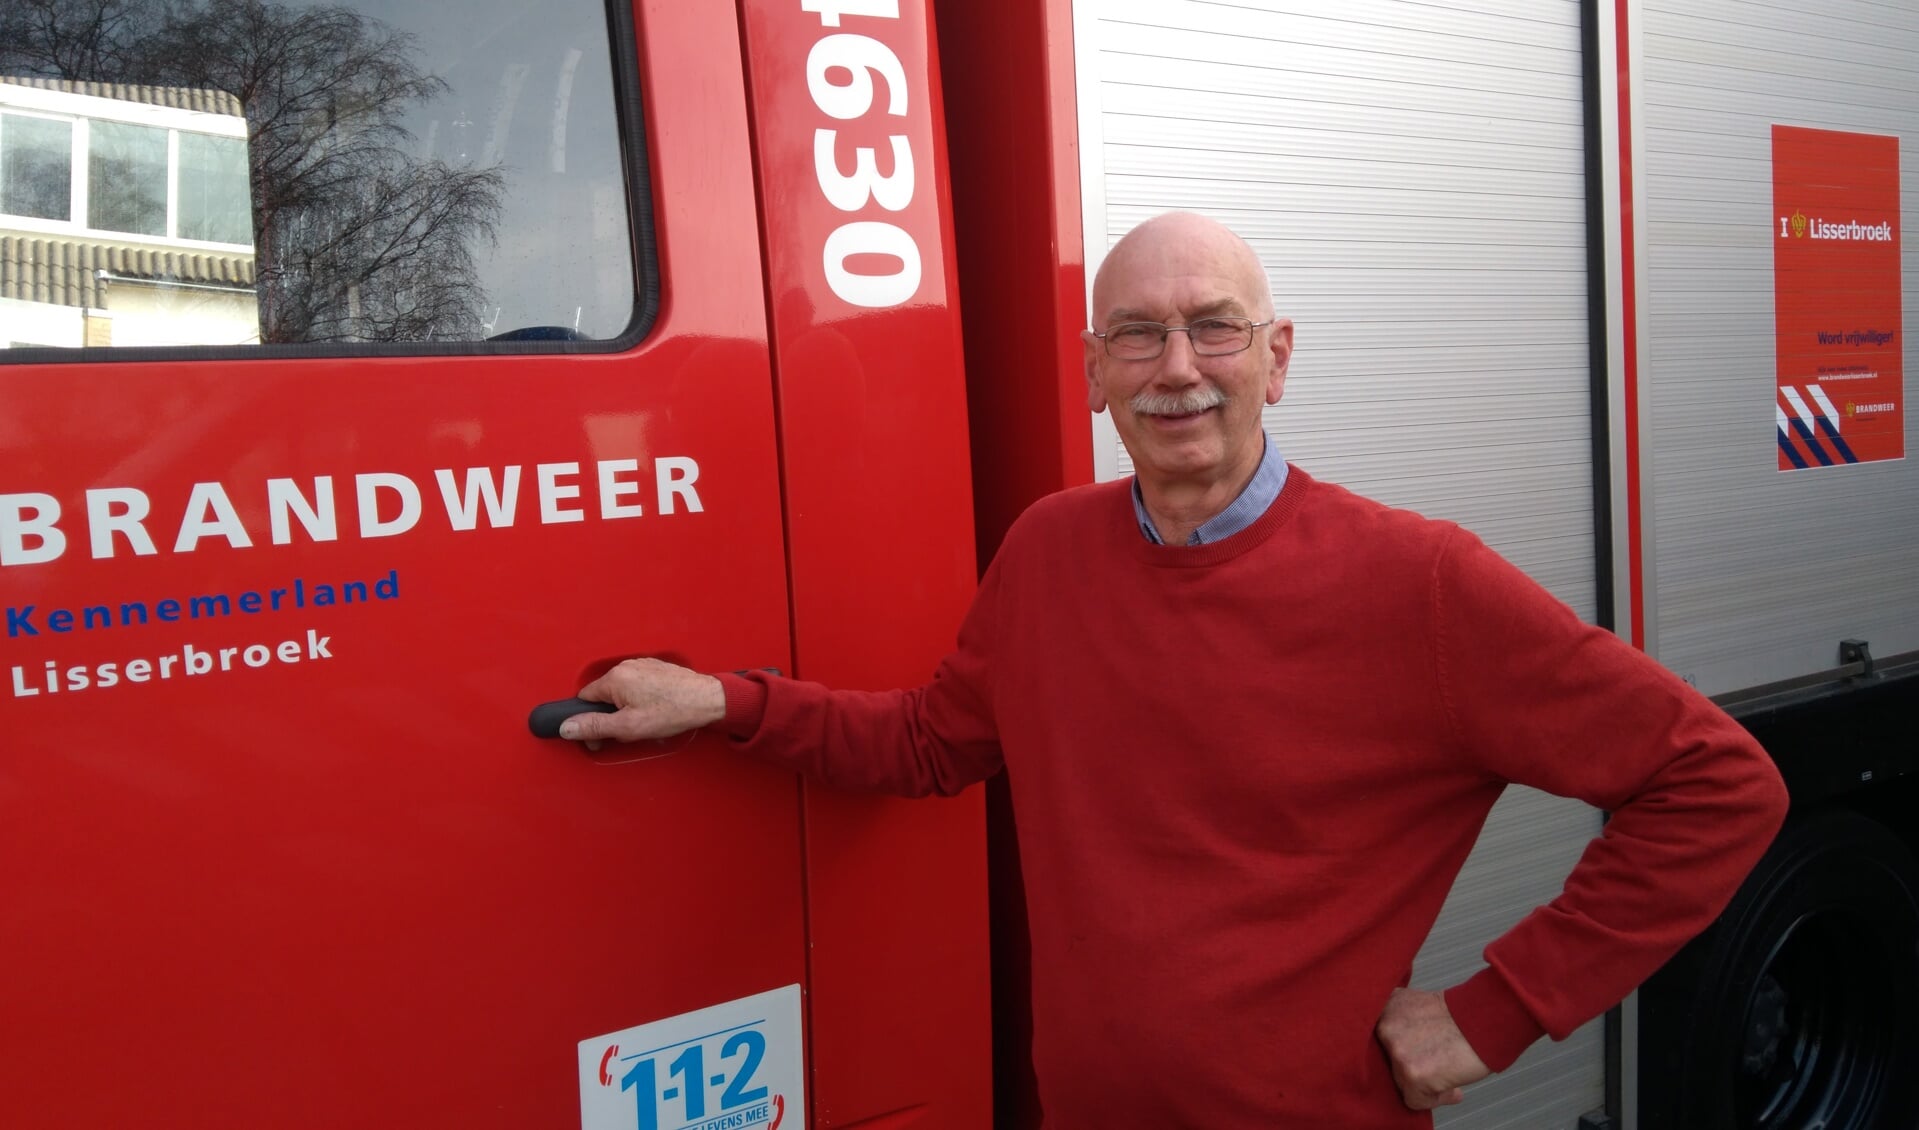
[0,82,251,252]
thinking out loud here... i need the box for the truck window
[0,0,644,352]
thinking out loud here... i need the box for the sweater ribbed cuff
[714,671,768,740]
[1445,966,1548,1073]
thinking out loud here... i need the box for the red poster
[1773,125,1904,470]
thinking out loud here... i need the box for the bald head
[1091,212,1274,327]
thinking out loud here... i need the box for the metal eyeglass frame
[1090,316,1275,359]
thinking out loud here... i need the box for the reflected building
[0,77,257,349]
[2,0,636,349]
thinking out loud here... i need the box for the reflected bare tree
[2,0,502,342]
[0,0,162,80]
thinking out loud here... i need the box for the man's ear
[1082,331,1109,413]
[1264,319,1294,406]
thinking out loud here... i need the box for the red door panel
[0,1,805,1125]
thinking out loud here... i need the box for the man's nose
[1155,329,1204,384]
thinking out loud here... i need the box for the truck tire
[1661,808,1919,1129]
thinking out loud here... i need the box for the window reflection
[0,114,71,221]
[0,0,638,350]
[178,132,251,245]
[89,120,169,237]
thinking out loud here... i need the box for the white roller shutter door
[1638,0,1919,695]
[1073,2,1604,1125]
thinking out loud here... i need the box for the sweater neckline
[1124,466,1313,567]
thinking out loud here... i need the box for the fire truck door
[0,1,807,1127]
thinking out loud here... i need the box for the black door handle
[527,698,616,738]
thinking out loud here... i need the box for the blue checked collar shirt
[1131,432,1289,546]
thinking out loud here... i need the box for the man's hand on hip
[562,658,727,749]
[1375,986,1491,1111]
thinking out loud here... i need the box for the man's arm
[1386,526,1788,1092]
[558,657,1003,797]
[557,559,1009,797]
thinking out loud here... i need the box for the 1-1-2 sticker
[580,985,803,1130]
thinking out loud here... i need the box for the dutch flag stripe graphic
[1781,385,1816,424]
[1807,384,1841,425]
[1806,383,1860,463]
[1777,406,1811,469]
[1780,388,1834,466]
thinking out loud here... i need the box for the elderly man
[559,212,1787,1126]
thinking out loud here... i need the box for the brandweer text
[0,457,703,567]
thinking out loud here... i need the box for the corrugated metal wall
[1639,0,1919,695]
[1073,2,1605,1125]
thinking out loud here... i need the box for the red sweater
[717,469,1786,1127]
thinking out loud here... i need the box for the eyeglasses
[1090,316,1272,360]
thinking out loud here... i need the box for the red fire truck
[2,1,1914,1128]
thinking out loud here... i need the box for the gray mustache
[1129,386,1228,416]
